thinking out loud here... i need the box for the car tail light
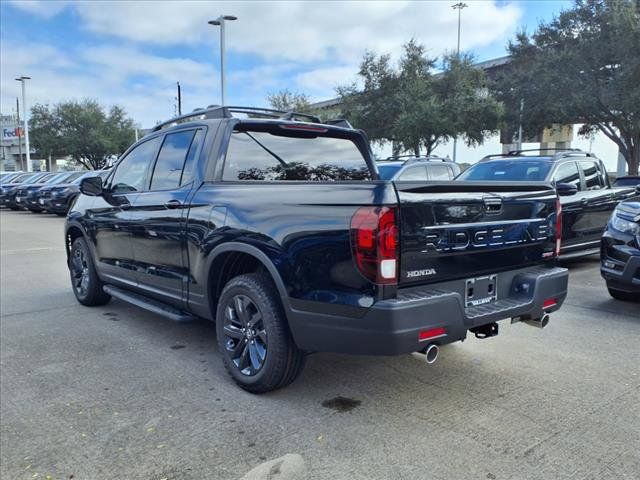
[351,206,398,285]
[555,198,562,257]
[543,298,557,310]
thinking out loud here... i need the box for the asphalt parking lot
[1,210,638,480]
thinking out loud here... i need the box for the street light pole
[15,76,32,172]
[208,15,237,106]
[451,2,467,163]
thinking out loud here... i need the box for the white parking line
[2,247,65,255]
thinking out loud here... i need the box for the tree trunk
[413,145,420,156]
[629,141,639,176]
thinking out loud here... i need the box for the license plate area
[465,274,497,308]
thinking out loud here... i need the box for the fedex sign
[3,127,22,139]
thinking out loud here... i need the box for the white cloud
[9,0,69,18]
[68,1,520,63]
[0,41,219,127]
[294,66,359,99]
[1,1,524,128]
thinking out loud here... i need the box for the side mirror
[635,184,640,195]
[556,182,578,197]
[79,176,103,197]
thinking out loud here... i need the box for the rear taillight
[351,206,398,285]
[555,198,562,257]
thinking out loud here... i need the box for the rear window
[222,129,371,181]
[457,160,552,182]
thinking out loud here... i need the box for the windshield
[57,171,86,184]
[457,160,552,182]
[11,173,38,183]
[35,174,55,184]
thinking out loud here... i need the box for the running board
[103,285,196,322]
[558,247,600,260]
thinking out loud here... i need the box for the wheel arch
[205,242,291,320]
[64,221,87,261]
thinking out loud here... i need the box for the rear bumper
[288,265,568,355]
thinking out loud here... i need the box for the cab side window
[149,130,196,190]
[553,162,582,190]
[580,161,605,190]
[111,137,162,194]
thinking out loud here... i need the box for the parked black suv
[457,149,638,258]
[377,155,461,181]
[0,172,52,209]
[601,198,640,301]
[65,106,568,393]
[17,171,85,212]
[42,170,109,215]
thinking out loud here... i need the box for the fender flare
[64,220,91,260]
[204,242,291,312]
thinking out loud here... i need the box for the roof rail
[481,153,512,160]
[152,106,322,132]
[382,154,450,163]
[507,148,583,156]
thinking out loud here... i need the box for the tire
[69,237,111,306]
[216,273,306,393]
[607,285,637,302]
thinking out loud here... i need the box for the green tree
[29,99,136,170]
[495,0,640,174]
[338,40,502,156]
[267,89,311,112]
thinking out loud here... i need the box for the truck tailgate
[394,181,559,286]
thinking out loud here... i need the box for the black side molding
[103,285,196,322]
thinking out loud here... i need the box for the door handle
[165,199,183,209]
[580,198,589,205]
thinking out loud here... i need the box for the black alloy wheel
[222,294,268,376]
[216,273,306,393]
[70,245,91,299]
[69,237,111,306]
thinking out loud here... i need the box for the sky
[4,0,622,170]
[1,0,573,127]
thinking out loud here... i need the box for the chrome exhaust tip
[424,344,439,364]
[524,313,550,329]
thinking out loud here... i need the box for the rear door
[551,160,584,250]
[577,160,616,246]
[128,128,204,305]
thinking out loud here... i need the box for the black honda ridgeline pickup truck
[66,107,568,393]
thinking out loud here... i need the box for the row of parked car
[0,169,110,215]
[379,151,640,301]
